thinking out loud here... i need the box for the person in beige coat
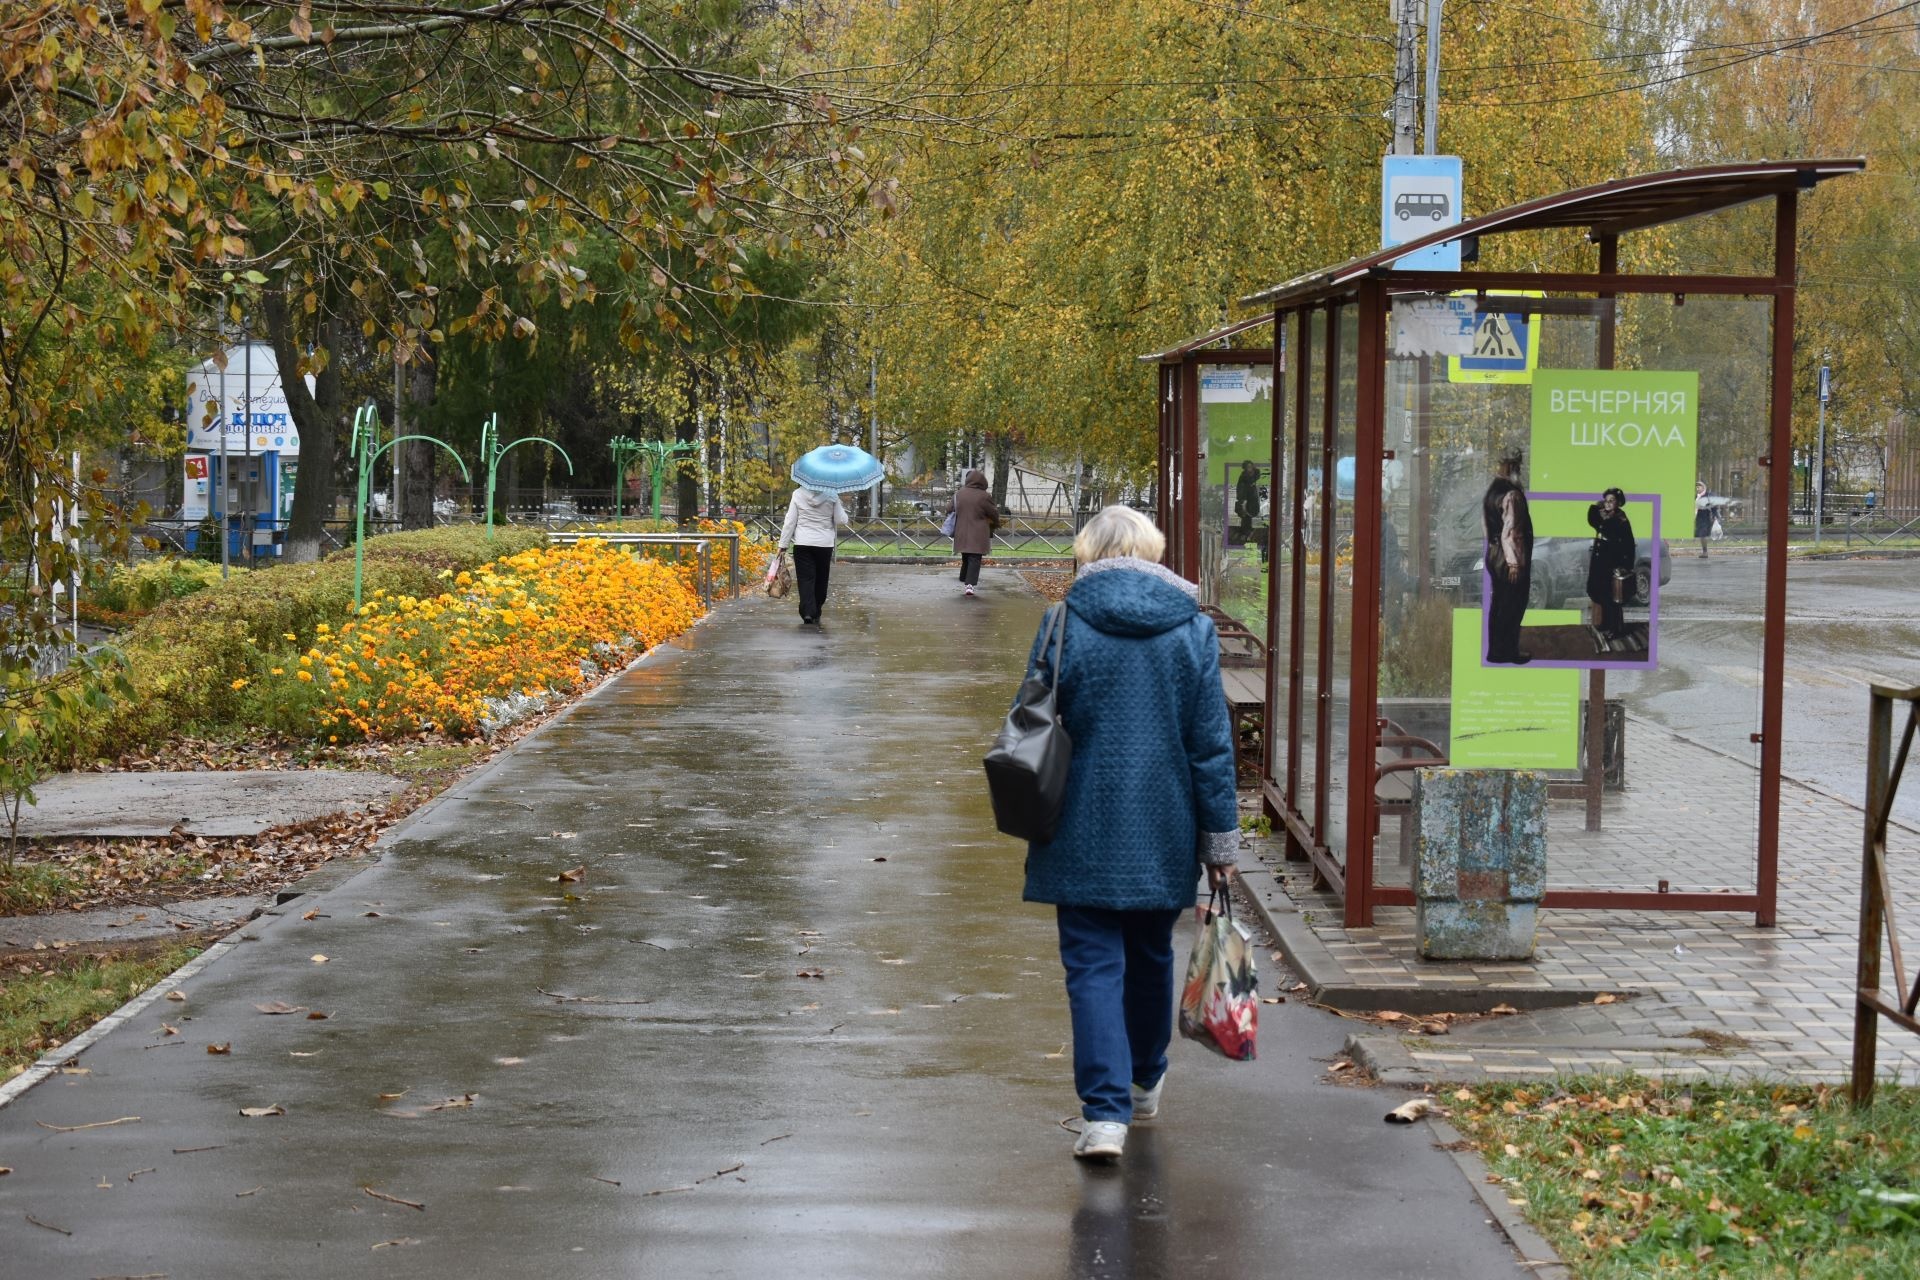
[948,470,1001,597]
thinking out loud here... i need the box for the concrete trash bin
[1412,768,1546,961]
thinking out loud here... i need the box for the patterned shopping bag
[1178,889,1258,1061]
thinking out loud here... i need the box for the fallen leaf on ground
[306,1011,330,1021]
[1262,996,1284,1005]
[159,1023,179,1037]
[423,1094,476,1111]
[1328,1059,1354,1074]
[301,910,329,921]
[0,1166,10,1175]
[795,968,824,979]
[1594,993,1618,1005]
[373,1237,421,1250]
[1377,1010,1407,1022]
[254,1001,304,1015]
[495,1057,524,1066]
[238,1104,285,1118]
[556,866,584,883]
[207,1043,231,1055]
[165,990,186,1002]
[1491,1003,1518,1015]
[236,1185,265,1197]
[378,1091,407,1101]
[310,954,329,964]
[1385,1098,1434,1124]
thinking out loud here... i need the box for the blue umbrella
[791,444,884,494]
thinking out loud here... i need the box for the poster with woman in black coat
[1585,488,1636,640]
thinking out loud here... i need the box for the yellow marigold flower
[270,667,284,676]
[297,670,314,682]
[231,678,249,690]
[283,632,297,642]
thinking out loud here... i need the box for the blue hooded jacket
[1021,557,1240,911]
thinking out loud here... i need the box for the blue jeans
[1055,905,1184,1123]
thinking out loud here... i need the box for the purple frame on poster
[1479,491,1661,670]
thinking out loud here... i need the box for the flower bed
[255,540,703,741]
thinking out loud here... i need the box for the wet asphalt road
[0,566,1524,1279]
[1615,551,1920,826]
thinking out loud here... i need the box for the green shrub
[70,527,546,759]
[89,558,224,614]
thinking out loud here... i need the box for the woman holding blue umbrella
[779,445,882,625]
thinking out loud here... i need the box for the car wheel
[1527,571,1554,610]
[1634,564,1652,603]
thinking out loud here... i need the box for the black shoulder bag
[983,603,1073,842]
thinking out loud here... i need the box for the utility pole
[218,304,230,581]
[1391,0,1421,156]
[1424,0,1444,154]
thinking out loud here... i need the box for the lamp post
[634,437,699,520]
[480,412,574,539]
[608,435,644,522]
[351,403,472,609]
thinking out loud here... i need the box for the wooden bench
[1376,724,1446,864]
[1205,607,1268,778]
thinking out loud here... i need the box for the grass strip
[1448,1075,1920,1279]
[1,946,198,1075]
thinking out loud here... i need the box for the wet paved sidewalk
[0,565,1526,1280]
[1249,720,1920,1084]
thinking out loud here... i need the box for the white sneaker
[1073,1120,1128,1160]
[964,584,976,597]
[1131,1075,1164,1123]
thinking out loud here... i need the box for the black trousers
[958,552,983,585]
[792,544,834,621]
[1593,595,1624,636]
[1487,567,1529,661]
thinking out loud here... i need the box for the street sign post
[1380,154,1463,270]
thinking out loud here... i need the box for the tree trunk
[989,432,1014,508]
[400,351,438,530]
[675,377,700,524]
[265,291,343,563]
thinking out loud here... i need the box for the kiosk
[181,340,306,559]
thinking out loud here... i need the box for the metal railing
[547,531,739,603]
[1851,682,1920,1105]
[736,513,1080,558]
[1841,507,1920,548]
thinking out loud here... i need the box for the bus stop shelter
[1152,158,1864,928]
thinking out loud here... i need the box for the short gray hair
[1074,505,1167,567]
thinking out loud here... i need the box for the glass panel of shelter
[1292,309,1327,855]
[1369,289,1767,896]
[1196,361,1277,634]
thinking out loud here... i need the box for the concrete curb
[1426,1114,1573,1280]
[0,624,700,1112]
[0,927,249,1110]
[1237,861,1613,1014]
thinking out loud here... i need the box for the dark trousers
[1055,905,1183,1123]
[792,544,834,621]
[1487,566,1529,661]
[1594,595,1624,637]
[958,552,983,585]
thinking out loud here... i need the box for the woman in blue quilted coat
[1021,504,1240,1162]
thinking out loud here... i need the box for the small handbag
[939,509,958,538]
[765,551,792,599]
[983,604,1073,842]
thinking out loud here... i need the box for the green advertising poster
[1529,369,1699,539]
[1450,608,1581,769]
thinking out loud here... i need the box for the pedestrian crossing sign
[1447,290,1542,384]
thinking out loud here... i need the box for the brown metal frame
[1150,344,1275,583]
[1163,161,1866,927]
[1851,683,1920,1106]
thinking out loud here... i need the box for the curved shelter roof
[1239,157,1864,311]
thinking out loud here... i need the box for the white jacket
[780,488,851,549]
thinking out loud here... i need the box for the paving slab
[0,895,270,957]
[14,769,406,839]
[0,566,1528,1280]
[1242,718,1920,1084]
